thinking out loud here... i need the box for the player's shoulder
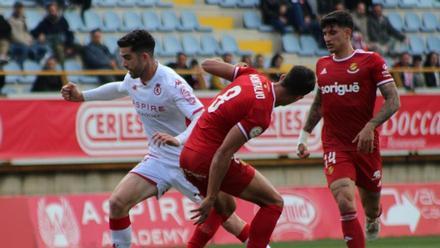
[354,49,383,61]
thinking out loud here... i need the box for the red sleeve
[371,53,394,87]
[232,66,259,81]
[237,103,271,140]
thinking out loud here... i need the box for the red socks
[187,209,228,248]
[237,223,250,243]
[341,211,365,248]
[247,204,283,248]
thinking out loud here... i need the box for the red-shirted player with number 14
[297,11,401,248]
[180,60,316,248]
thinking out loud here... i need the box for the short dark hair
[281,65,316,96]
[320,10,354,30]
[90,28,101,35]
[117,29,155,55]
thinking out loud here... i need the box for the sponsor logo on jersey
[320,68,327,75]
[180,87,196,105]
[175,79,182,88]
[320,82,360,96]
[347,63,359,74]
[76,102,146,156]
[271,193,319,239]
[154,84,161,95]
[249,126,263,138]
[37,197,80,247]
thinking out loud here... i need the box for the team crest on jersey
[347,63,359,74]
[154,83,161,95]
[327,165,334,175]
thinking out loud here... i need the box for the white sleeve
[82,81,128,101]
[175,109,204,145]
[171,77,204,119]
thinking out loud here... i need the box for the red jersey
[185,67,275,157]
[316,49,393,152]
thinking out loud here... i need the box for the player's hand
[190,197,216,225]
[353,123,375,153]
[152,132,180,147]
[61,82,84,102]
[297,143,310,159]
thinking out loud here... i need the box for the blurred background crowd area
[0,0,439,95]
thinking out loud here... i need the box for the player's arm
[368,82,400,128]
[201,58,237,82]
[297,89,322,158]
[61,81,128,102]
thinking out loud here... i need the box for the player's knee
[335,193,356,213]
[109,195,129,216]
[266,192,284,208]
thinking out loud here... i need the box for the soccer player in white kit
[61,30,251,248]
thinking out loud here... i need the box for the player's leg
[237,170,284,248]
[222,214,250,243]
[109,173,157,248]
[358,187,381,240]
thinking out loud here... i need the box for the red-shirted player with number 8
[180,60,316,248]
[297,11,401,248]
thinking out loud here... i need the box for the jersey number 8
[208,86,242,113]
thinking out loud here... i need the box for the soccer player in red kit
[297,11,401,248]
[180,59,316,248]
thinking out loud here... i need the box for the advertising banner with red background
[1,94,440,160]
[1,183,439,247]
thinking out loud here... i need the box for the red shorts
[179,147,255,197]
[323,149,382,192]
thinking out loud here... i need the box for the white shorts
[130,156,202,203]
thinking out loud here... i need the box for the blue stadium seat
[299,35,328,56]
[221,34,251,55]
[122,12,143,31]
[243,11,273,32]
[26,10,45,30]
[64,60,81,82]
[399,0,418,8]
[181,10,212,32]
[154,37,163,57]
[4,61,21,84]
[418,0,433,7]
[21,60,42,84]
[64,11,84,32]
[162,35,183,57]
[409,36,426,55]
[372,0,385,4]
[0,0,14,7]
[383,0,399,7]
[220,0,238,8]
[102,11,121,32]
[388,12,404,32]
[238,0,259,7]
[161,10,181,32]
[82,10,102,32]
[142,11,161,32]
[426,35,440,52]
[282,34,300,54]
[200,34,222,56]
[182,34,201,56]
[206,0,221,4]
[421,12,438,32]
[404,13,421,32]
[136,0,155,7]
[156,0,173,8]
[98,0,118,7]
[103,35,119,54]
[118,0,136,7]
[21,0,36,6]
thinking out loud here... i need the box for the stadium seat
[64,11,84,32]
[408,36,426,55]
[122,12,143,31]
[388,12,404,32]
[200,34,222,56]
[64,60,82,82]
[155,37,164,57]
[162,35,183,57]
[142,11,161,32]
[282,34,300,54]
[102,11,121,32]
[421,12,438,32]
[98,0,118,7]
[206,0,221,4]
[404,13,421,32]
[399,0,418,8]
[136,0,155,7]
[418,0,433,7]
[182,34,201,56]
[21,60,42,84]
[221,34,251,55]
[243,11,273,32]
[161,10,182,32]
[372,0,385,4]
[118,0,136,7]
[4,61,21,84]
[220,0,238,8]
[426,35,440,52]
[298,35,317,56]
[103,35,119,54]
[180,10,212,32]
[21,0,37,6]
[237,0,259,8]
[82,10,102,32]
[383,0,399,7]
[0,0,14,7]
[156,0,173,8]
[26,10,45,30]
